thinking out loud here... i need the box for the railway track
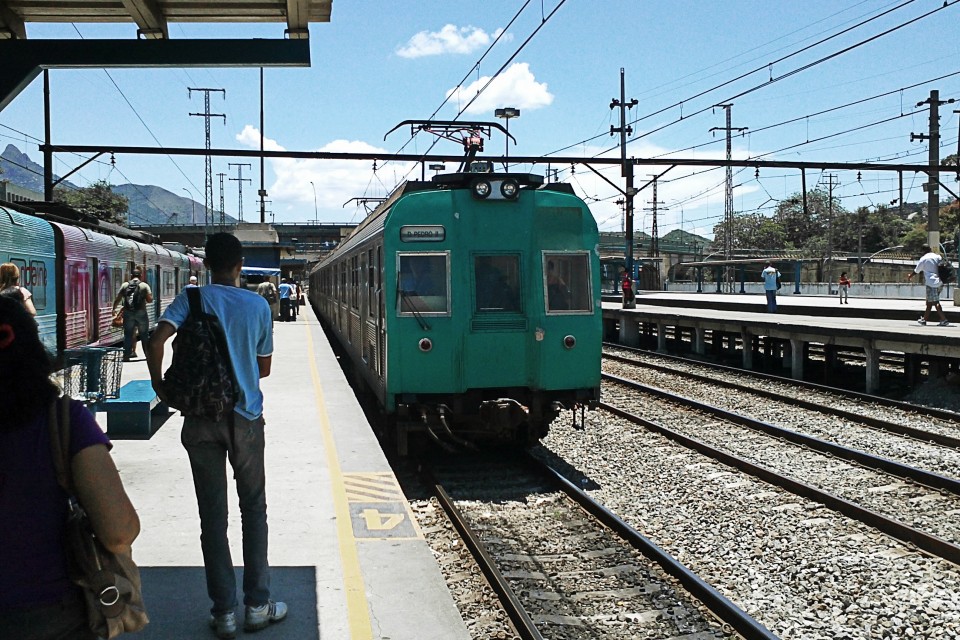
[423,454,772,640]
[535,407,960,639]
[597,380,960,561]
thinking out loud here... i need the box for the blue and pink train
[0,205,204,358]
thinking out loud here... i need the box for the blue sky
[1,0,959,238]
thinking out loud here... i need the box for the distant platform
[603,293,960,394]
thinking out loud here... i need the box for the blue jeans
[765,289,777,313]
[182,413,271,615]
[123,308,150,358]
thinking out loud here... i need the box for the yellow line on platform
[305,323,372,639]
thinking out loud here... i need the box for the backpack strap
[186,285,203,318]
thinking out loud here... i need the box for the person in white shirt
[906,243,949,326]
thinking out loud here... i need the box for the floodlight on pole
[309,181,318,224]
[181,188,195,223]
[494,107,519,167]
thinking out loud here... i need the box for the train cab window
[543,253,592,313]
[397,253,449,315]
[474,255,521,313]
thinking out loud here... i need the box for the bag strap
[186,285,203,318]
[48,396,75,496]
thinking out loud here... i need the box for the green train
[308,167,601,451]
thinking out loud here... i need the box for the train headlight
[418,337,433,352]
[500,179,519,200]
[471,179,492,199]
[563,335,576,349]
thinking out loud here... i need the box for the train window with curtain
[397,253,449,315]
[474,254,521,313]
[543,252,592,313]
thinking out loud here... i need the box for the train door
[86,257,99,343]
[152,265,161,320]
[359,252,368,358]
[377,244,385,379]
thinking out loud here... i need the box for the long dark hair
[0,296,58,430]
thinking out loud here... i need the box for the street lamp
[309,181,318,224]
[863,244,903,283]
[494,107,519,167]
[181,188,195,223]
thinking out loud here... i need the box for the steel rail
[425,474,544,640]
[526,455,780,640]
[603,372,960,496]
[603,342,960,425]
[603,350,960,449]
[598,401,960,568]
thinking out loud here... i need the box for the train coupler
[479,398,529,433]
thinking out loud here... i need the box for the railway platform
[102,304,469,640]
[604,292,960,394]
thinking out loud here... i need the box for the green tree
[773,189,848,253]
[54,180,129,226]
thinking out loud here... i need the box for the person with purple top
[0,296,140,639]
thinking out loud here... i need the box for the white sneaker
[917,318,927,326]
[244,601,287,632]
[208,611,237,639]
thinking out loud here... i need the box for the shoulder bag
[48,397,149,638]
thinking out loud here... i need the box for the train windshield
[397,253,449,315]
[543,252,593,313]
[474,254,521,313]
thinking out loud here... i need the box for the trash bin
[60,347,123,402]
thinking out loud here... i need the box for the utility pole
[259,68,268,224]
[643,178,668,290]
[710,104,747,292]
[911,89,955,251]
[217,172,226,230]
[610,68,637,306]
[229,163,252,223]
[189,87,226,237]
[824,173,840,285]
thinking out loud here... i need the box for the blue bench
[94,380,169,439]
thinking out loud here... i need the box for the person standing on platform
[146,233,286,639]
[0,262,37,316]
[277,278,295,322]
[185,275,199,289]
[0,296,141,640]
[761,262,780,313]
[621,267,634,306]
[113,268,153,361]
[907,243,949,326]
[256,280,280,323]
[838,272,851,304]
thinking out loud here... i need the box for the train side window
[397,253,449,315]
[474,254,521,313]
[26,260,47,310]
[543,253,592,313]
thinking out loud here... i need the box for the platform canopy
[242,266,280,277]
[0,0,332,40]
[0,1,330,110]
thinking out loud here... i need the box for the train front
[384,171,601,447]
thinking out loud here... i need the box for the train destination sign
[400,225,445,242]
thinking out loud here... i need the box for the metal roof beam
[0,38,310,111]
[120,0,168,39]
[0,1,26,39]
[285,0,310,39]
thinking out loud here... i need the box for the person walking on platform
[256,280,280,323]
[761,261,780,313]
[278,277,295,322]
[146,233,286,638]
[907,243,949,326]
[113,268,153,361]
[838,272,851,304]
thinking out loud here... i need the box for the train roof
[0,198,159,245]
[312,171,583,274]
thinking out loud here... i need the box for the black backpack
[162,287,238,422]
[122,280,143,311]
[938,258,956,284]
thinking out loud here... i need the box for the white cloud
[235,125,416,222]
[445,62,552,115]
[396,25,507,58]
